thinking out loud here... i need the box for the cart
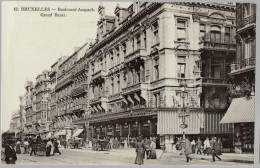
[35,140,47,156]
[96,139,110,151]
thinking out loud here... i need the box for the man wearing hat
[211,137,221,162]
[5,140,17,164]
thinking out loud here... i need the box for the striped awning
[157,110,204,134]
[220,96,255,123]
[204,112,233,134]
[72,129,83,137]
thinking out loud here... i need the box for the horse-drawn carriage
[92,139,110,151]
[34,139,48,156]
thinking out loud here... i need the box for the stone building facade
[85,2,236,150]
[220,3,255,153]
[13,2,244,151]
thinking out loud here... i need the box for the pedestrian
[16,139,21,154]
[46,139,52,157]
[52,139,61,155]
[124,137,128,148]
[109,137,113,149]
[196,137,202,155]
[30,138,37,156]
[191,139,196,154]
[5,140,17,164]
[184,137,192,162]
[217,138,222,155]
[150,140,157,159]
[203,137,211,156]
[143,137,151,159]
[23,139,29,154]
[212,137,221,162]
[134,137,145,165]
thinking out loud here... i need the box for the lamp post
[178,80,190,155]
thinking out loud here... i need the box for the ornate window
[210,25,221,43]
[177,56,186,78]
[177,20,187,42]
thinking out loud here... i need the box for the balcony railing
[90,95,108,104]
[108,93,122,102]
[122,82,148,95]
[55,75,73,91]
[70,84,88,97]
[199,41,236,51]
[124,49,146,64]
[91,69,106,80]
[237,14,256,29]
[201,78,228,85]
[230,57,255,73]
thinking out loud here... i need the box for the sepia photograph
[1,1,256,166]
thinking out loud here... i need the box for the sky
[1,1,132,132]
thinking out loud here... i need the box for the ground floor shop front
[88,108,234,151]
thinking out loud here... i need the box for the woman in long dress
[46,139,52,157]
[16,140,21,154]
[135,137,145,165]
[150,140,157,159]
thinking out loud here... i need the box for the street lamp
[178,80,190,154]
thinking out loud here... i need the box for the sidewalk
[62,147,253,164]
[160,150,254,164]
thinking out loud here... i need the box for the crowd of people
[3,135,62,164]
[3,134,223,165]
[180,136,222,163]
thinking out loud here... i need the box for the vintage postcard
[1,1,256,166]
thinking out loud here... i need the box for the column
[112,124,116,137]
[128,123,132,137]
[138,122,142,136]
[149,120,155,137]
[105,125,108,136]
[120,124,123,137]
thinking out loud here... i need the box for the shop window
[177,20,187,42]
[177,56,186,78]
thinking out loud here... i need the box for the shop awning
[157,110,204,134]
[72,129,83,137]
[46,132,52,139]
[220,96,255,124]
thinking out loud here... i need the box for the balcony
[72,64,88,77]
[230,57,255,75]
[200,77,228,86]
[91,69,107,81]
[150,78,195,90]
[108,93,122,102]
[237,14,256,30]
[199,41,236,52]
[70,84,88,97]
[55,75,73,91]
[122,82,148,95]
[90,95,108,105]
[124,49,147,64]
[70,104,87,112]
